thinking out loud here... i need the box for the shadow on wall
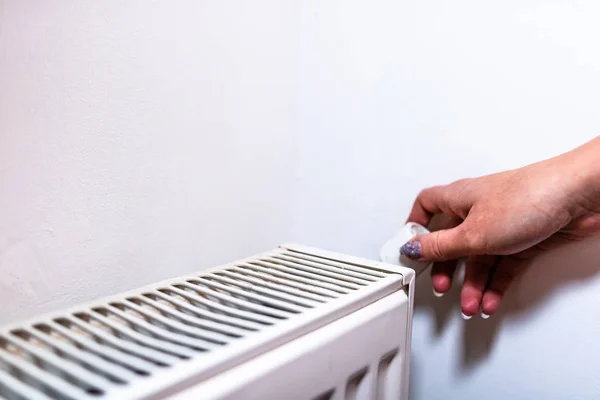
[412,234,600,373]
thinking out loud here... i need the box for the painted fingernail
[400,241,421,259]
[432,288,444,297]
[481,312,490,319]
[461,312,472,320]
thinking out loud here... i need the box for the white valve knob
[379,222,433,275]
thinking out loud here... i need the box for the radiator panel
[173,290,410,400]
[0,244,415,400]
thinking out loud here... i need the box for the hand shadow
[412,234,600,374]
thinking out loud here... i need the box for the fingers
[480,257,523,318]
[406,185,452,227]
[460,255,498,319]
[431,260,458,296]
[403,183,478,261]
[428,254,522,320]
[406,180,474,227]
[429,217,462,296]
[401,223,475,261]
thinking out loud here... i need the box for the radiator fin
[0,246,402,399]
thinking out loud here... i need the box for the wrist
[561,136,600,215]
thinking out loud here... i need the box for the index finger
[406,185,452,226]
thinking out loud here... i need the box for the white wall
[2,1,600,399]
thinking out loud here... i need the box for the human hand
[401,136,600,319]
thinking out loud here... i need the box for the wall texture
[2,1,600,399]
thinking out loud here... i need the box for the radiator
[0,224,431,400]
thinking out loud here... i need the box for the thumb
[401,226,474,261]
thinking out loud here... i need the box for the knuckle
[453,178,473,187]
[463,229,488,253]
[428,232,447,260]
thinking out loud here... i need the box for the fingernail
[400,241,421,260]
[481,312,490,319]
[432,288,444,298]
[461,312,472,320]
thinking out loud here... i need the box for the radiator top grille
[0,245,407,400]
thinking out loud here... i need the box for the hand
[402,136,600,319]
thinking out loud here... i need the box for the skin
[403,136,600,318]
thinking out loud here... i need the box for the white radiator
[0,224,431,400]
